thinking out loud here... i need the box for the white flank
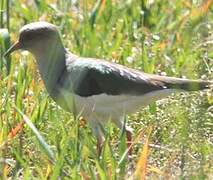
[60,88,177,137]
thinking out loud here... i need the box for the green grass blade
[13,105,55,162]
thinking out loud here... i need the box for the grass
[0,0,213,179]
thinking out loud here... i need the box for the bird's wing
[59,57,167,97]
[59,55,211,97]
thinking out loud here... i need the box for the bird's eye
[25,33,34,41]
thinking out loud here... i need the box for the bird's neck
[34,42,66,95]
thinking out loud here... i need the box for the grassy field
[0,0,213,179]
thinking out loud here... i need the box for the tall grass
[0,0,212,179]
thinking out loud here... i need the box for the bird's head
[4,21,61,57]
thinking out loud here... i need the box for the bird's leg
[97,136,104,156]
[89,120,104,156]
[126,128,132,156]
[80,117,104,156]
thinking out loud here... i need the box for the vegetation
[0,0,212,179]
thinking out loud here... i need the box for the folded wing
[60,57,211,97]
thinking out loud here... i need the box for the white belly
[58,88,177,138]
[60,88,177,123]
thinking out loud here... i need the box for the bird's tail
[150,75,212,91]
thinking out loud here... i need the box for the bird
[4,21,212,155]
